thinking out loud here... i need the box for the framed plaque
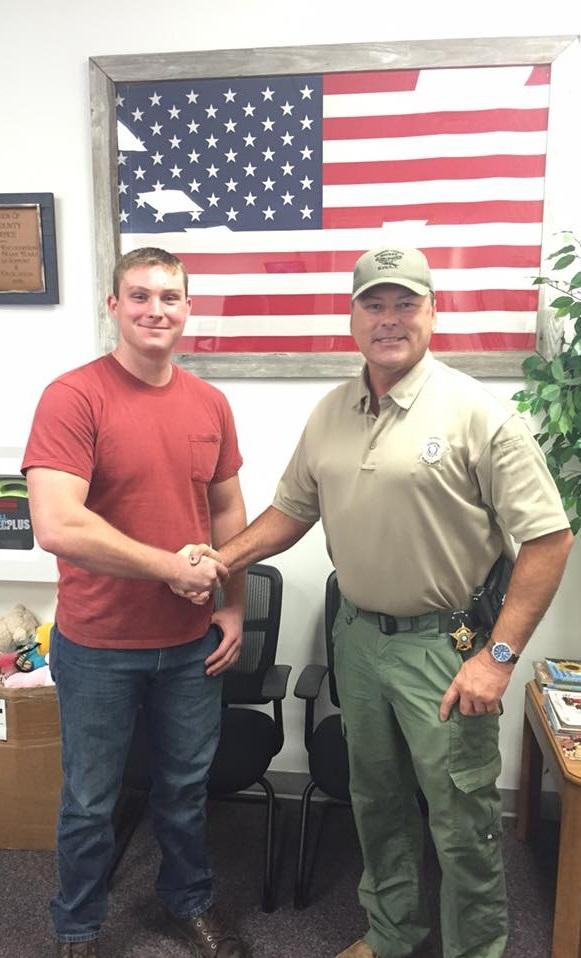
[0,193,59,305]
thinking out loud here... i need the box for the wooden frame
[0,193,59,305]
[90,36,579,379]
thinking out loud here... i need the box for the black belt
[357,608,478,636]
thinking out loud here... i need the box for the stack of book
[533,658,581,760]
[533,657,581,692]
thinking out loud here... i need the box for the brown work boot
[335,941,378,958]
[55,942,98,957]
[166,904,249,957]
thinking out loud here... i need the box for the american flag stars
[115,74,322,231]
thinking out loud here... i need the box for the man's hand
[166,543,228,603]
[439,648,513,721]
[205,606,244,676]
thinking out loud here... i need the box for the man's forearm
[440,527,574,719]
[29,488,225,593]
[34,501,185,580]
[50,508,226,593]
[220,505,314,575]
[211,500,248,612]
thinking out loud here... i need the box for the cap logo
[374,249,404,271]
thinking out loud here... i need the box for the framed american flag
[89,36,579,378]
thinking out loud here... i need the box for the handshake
[168,542,229,605]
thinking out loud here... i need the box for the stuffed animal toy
[15,642,46,672]
[35,622,54,658]
[0,651,19,681]
[0,604,39,653]
[4,665,54,688]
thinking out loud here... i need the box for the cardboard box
[0,685,62,849]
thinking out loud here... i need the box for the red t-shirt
[22,355,242,649]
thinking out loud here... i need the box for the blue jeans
[49,624,223,943]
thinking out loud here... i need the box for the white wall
[1,0,580,789]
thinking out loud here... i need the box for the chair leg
[257,776,276,912]
[294,779,317,909]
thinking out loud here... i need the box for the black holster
[471,553,513,632]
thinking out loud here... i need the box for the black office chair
[293,571,430,909]
[293,569,350,908]
[208,562,290,912]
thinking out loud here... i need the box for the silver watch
[488,641,520,665]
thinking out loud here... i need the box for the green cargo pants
[332,598,508,958]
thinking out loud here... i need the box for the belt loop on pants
[377,613,408,635]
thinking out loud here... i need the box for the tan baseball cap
[352,246,434,301]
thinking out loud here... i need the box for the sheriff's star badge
[450,624,477,652]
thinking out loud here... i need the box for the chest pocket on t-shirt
[189,434,220,482]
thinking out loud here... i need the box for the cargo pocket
[445,717,506,952]
[449,709,500,781]
[449,754,501,795]
[448,711,502,842]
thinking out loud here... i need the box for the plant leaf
[548,245,575,258]
[555,254,576,269]
[522,237,581,534]
[558,414,572,435]
[522,353,546,374]
[541,384,561,402]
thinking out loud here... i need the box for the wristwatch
[488,641,520,665]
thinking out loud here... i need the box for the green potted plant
[513,234,581,534]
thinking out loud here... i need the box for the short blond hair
[112,247,188,297]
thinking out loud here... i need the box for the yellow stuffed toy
[35,621,54,658]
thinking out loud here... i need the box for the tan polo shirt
[273,351,569,615]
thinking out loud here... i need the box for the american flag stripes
[115,63,550,356]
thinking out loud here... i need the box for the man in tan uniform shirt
[187,246,573,958]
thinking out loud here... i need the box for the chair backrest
[324,570,342,708]
[215,562,283,705]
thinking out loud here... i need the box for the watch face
[492,642,513,663]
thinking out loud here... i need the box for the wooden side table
[517,680,581,958]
